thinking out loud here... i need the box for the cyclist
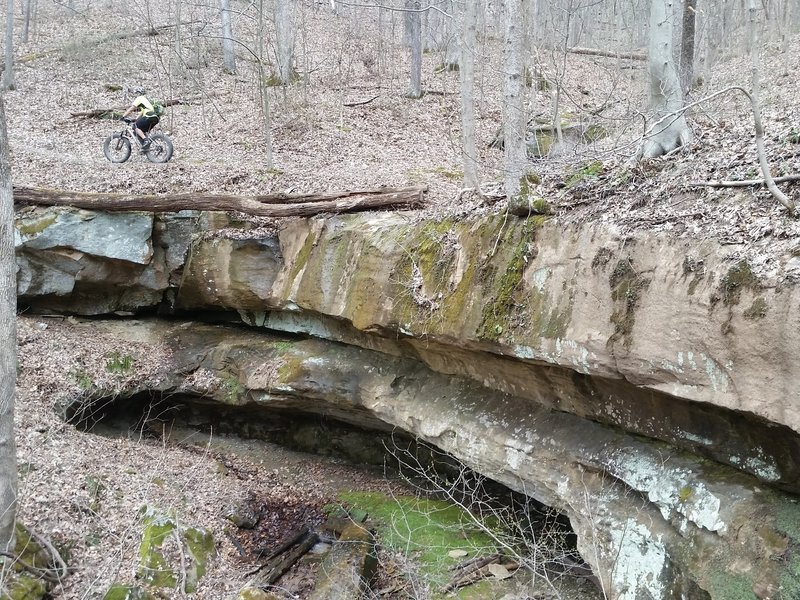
[120,89,161,151]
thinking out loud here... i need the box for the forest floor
[6,0,800,598]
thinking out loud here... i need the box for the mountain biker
[120,90,161,151]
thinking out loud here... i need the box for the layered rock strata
[15,206,800,599]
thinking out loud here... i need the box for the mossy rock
[338,491,500,590]
[103,584,156,600]
[137,507,215,593]
[0,522,60,600]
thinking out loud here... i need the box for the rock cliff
[15,206,800,599]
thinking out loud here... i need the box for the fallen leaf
[448,549,469,558]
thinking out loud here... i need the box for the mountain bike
[103,118,174,164]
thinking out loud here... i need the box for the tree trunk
[406,0,423,98]
[442,0,461,69]
[275,0,295,84]
[13,185,428,216]
[641,0,691,158]
[680,0,697,93]
[747,0,794,212]
[220,0,236,74]
[0,94,18,552]
[171,0,184,79]
[460,0,478,188]
[503,0,528,199]
[22,0,32,44]
[257,0,274,167]
[2,0,14,91]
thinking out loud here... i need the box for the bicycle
[103,118,174,164]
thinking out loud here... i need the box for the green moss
[678,486,693,503]
[0,523,55,600]
[584,124,608,142]
[591,248,613,270]
[338,492,499,590]
[138,511,178,589]
[608,258,649,349]
[220,371,245,404]
[682,256,706,296]
[71,369,93,390]
[704,572,756,599]
[103,585,155,600]
[718,261,759,307]
[775,502,800,539]
[478,226,530,341]
[743,297,768,319]
[282,229,317,295]
[2,575,48,600]
[564,160,603,188]
[529,131,554,157]
[136,509,214,594]
[16,214,56,237]
[105,352,134,375]
[183,527,215,593]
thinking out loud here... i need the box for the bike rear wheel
[145,133,174,163]
[103,133,132,163]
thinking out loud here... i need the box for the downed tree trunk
[245,530,319,588]
[567,46,647,61]
[70,97,198,119]
[13,185,427,217]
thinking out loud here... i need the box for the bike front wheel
[145,133,174,163]
[103,133,132,163]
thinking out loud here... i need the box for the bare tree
[2,0,14,91]
[405,0,423,98]
[460,0,479,188]
[275,0,295,84]
[257,0,274,167]
[221,0,237,74]
[22,0,35,44]
[641,0,690,158]
[680,0,697,93]
[0,93,17,551]
[503,0,528,198]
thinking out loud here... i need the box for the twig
[28,527,68,581]
[687,174,800,188]
[0,550,61,583]
[343,95,380,107]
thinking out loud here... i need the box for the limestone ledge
[15,208,800,489]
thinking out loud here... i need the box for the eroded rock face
[15,208,196,314]
[16,207,800,599]
[57,319,800,600]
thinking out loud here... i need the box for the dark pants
[135,115,159,136]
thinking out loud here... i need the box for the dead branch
[13,185,427,217]
[636,85,796,215]
[258,526,309,561]
[343,95,380,107]
[687,174,800,188]
[245,530,319,587]
[567,46,647,61]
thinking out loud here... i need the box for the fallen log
[70,98,194,120]
[244,530,319,588]
[567,46,647,61]
[13,185,427,217]
[687,174,800,188]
